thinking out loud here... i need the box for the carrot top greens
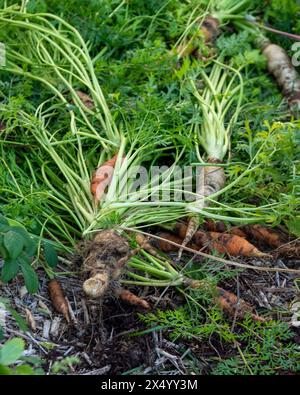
[0,0,299,376]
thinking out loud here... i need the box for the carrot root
[261,39,300,114]
[243,224,284,248]
[177,158,226,259]
[76,90,95,110]
[175,224,269,258]
[115,288,150,310]
[48,279,70,323]
[82,230,130,299]
[91,154,121,204]
[216,287,265,322]
[135,233,161,258]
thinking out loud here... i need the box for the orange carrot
[203,220,247,238]
[187,279,264,322]
[176,16,220,57]
[204,219,226,233]
[76,90,95,110]
[135,234,161,258]
[157,232,185,252]
[200,16,220,44]
[216,287,265,322]
[91,154,119,204]
[176,223,268,258]
[243,224,284,248]
[157,232,199,253]
[196,231,269,258]
[230,227,247,238]
[48,279,70,323]
[115,288,150,310]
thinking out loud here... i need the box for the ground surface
[2,243,299,375]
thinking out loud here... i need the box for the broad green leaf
[0,224,10,233]
[0,338,25,366]
[3,231,24,260]
[0,215,8,226]
[0,364,12,375]
[20,263,39,294]
[14,364,36,375]
[43,242,58,268]
[1,259,19,283]
[0,235,8,259]
[0,326,3,341]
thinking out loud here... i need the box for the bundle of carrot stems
[0,2,298,321]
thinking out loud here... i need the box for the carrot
[274,243,300,259]
[178,158,226,259]
[24,308,36,331]
[82,230,130,299]
[243,224,284,248]
[203,220,247,238]
[135,233,161,258]
[48,279,70,323]
[90,154,119,204]
[260,39,300,114]
[185,279,264,322]
[176,223,268,258]
[216,287,265,322]
[157,232,199,253]
[176,16,220,57]
[196,231,269,258]
[204,219,226,233]
[201,16,220,44]
[76,90,95,110]
[230,227,247,238]
[115,288,150,310]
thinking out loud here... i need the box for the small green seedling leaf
[0,338,25,366]
[3,231,24,260]
[20,263,39,294]
[43,242,58,268]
